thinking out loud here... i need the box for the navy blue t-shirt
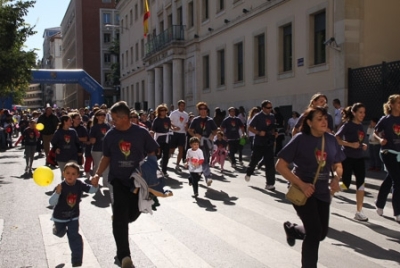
[221,116,244,140]
[375,114,400,151]
[52,180,91,220]
[249,112,276,146]
[189,116,218,138]
[103,124,159,187]
[152,117,171,144]
[90,123,110,152]
[23,127,38,146]
[335,121,365,158]
[51,128,81,162]
[277,132,345,202]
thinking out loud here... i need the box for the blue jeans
[200,143,212,181]
[53,220,83,264]
[376,152,400,216]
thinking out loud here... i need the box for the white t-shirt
[169,109,189,134]
[186,148,204,173]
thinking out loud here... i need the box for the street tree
[0,0,37,106]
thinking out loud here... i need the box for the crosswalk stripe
[166,200,327,268]
[130,217,213,268]
[39,214,100,268]
[0,219,3,245]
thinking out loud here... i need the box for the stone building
[118,0,400,116]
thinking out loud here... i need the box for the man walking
[169,100,189,172]
[92,101,159,268]
[245,100,276,190]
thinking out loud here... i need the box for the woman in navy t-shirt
[276,106,345,268]
[374,94,400,223]
[335,103,368,221]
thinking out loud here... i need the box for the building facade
[60,0,117,108]
[24,84,42,110]
[117,0,400,115]
[41,27,64,108]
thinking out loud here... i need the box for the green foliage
[108,38,120,86]
[0,0,37,105]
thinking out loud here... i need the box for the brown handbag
[286,135,325,206]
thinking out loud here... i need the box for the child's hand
[55,184,62,194]
[91,176,99,187]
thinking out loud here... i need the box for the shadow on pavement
[333,194,376,209]
[328,225,400,264]
[164,175,184,189]
[91,187,111,208]
[202,186,238,205]
[194,196,217,212]
[248,185,291,205]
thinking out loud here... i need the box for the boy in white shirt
[185,137,204,197]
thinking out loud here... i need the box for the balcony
[145,25,185,56]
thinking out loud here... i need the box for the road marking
[0,219,3,245]
[39,214,100,268]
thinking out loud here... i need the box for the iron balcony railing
[145,25,185,56]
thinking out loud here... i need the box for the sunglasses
[96,114,106,116]
[131,116,138,119]
[263,106,273,109]
[198,107,207,110]
[159,109,167,112]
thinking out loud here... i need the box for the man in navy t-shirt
[92,101,159,268]
[244,100,277,190]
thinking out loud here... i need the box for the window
[217,49,225,86]
[283,24,292,72]
[141,39,144,58]
[130,9,133,25]
[121,54,125,70]
[130,47,133,64]
[188,2,194,28]
[254,34,265,77]
[313,11,326,65]
[125,50,129,67]
[104,33,111,43]
[135,4,138,21]
[203,55,210,90]
[234,42,244,82]
[104,53,111,63]
[202,0,209,21]
[135,42,139,61]
[103,13,111,24]
[177,7,183,25]
[218,0,224,12]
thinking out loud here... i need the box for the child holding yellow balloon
[49,162,99,267]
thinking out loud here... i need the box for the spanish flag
[143,0,150,37]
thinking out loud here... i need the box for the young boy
[49,162,99,267]
[185,137,204,197]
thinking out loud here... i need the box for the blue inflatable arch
[31,69,104,107]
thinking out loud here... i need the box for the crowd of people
[1,93,399,268]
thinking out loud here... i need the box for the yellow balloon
[36,123,44,131]
[33,166,54,187]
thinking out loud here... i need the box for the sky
[23,0,71,59]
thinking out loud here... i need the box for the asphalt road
[0,144,399,268]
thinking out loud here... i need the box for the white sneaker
[395,215,400,223]
[376,208,384,216]
[207,178,213,186]
[354,211,368,222]
[265,184,275,190]
[245,175,250,182]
